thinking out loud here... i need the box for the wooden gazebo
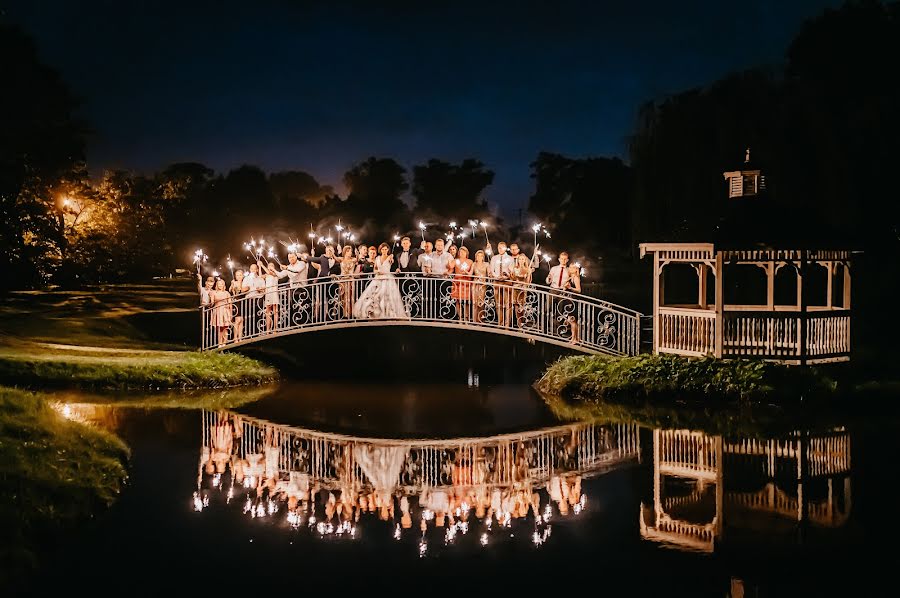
[639,152,853,364]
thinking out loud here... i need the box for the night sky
[6,0,839,215]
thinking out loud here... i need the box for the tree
[0,24,86,289]
[343,157,409,218]
[529,152,634,254]
[411,158,494,221]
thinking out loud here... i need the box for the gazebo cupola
[639,151,853,364]
[723,148,766,198]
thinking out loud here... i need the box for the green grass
[45,384,279,410]
[0,387,129,585]
[536,353,836,403]
[0,341,278,390]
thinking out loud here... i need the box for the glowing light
[418,539,428,557]
[394,524,401,540]
[212,270,220,277]
[308,231,316,239]
[393,234,400,242]
[532,223,541,232]
[543,254,552,264]
[480,533,489,546]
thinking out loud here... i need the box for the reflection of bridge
[203,410,641,494]
[640,428,852,552]
[200,274,642,355]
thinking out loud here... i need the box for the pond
[34,333,897,595]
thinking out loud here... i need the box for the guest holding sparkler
[488,241,515,327]
[471,249,490,323]
[510,253,533,329]
[417,241,434,273]
[564,263,582,343]
[546,252,573,339]
[228,269,246,343]
[198,274,214,306]
[359,246,377,276]
[211,279,233,347]
[309,244,342,322]
[449,246,473,322]
[260,260,282,333]
[338,245,357,318]
[393,236,423,273]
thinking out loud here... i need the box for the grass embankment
[0,341,277,390]
[537,353,836,403]
[0,281,279,390]
[0,388,129,585]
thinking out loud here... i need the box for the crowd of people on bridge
[199,236,583,347]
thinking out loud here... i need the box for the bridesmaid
[339,245,357,318]
[451,246,473,322]
[470,249,490,323]
[510,254,533,328]
[211,279,233,347]
[564,264,582,343]
[228,269,245,343]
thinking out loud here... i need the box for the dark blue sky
[7,0,839,216]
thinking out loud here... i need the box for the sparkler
[418,221,427,242]
[227,256,234,278]
[192,249,208,274]
[480,221,490,245]
[532,223,541,248]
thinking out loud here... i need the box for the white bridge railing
[202,410,641,494]
[200,272,642,355]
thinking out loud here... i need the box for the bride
[352,242,408,319]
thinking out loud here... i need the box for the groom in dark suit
[309,244,343,321]
[393,236,424,318]
[393,236,424,273]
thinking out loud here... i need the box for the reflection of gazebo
[639,151,853,364]
[640,427,852,553]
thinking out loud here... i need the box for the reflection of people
[353,244,407,319]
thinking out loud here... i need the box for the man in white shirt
[417,242,434,273]
[488,242,515,327]
[241,263,266,336]
[429,238,453,276]
[279,252,308,288]
[546,252,571,289]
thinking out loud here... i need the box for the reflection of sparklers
[480,533,489,546]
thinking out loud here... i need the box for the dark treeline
[2,1,899,292]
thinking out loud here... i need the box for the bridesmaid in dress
[510,254,533,329]
[211,279,232,347]
[450,246,473,322]
[470,250,490,323]
[339,245,358,319]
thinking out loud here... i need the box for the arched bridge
[201,273,642,355]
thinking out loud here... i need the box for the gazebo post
[825,261,833,309]
[714,250,724,358]
[652,252,660,354]
[697,264,708,309]
[843,262,851,309]
[798,250,808,365]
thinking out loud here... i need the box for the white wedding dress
[352,256,408,319]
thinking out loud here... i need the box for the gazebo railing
[200,272,642,356]
[654,307,850,362]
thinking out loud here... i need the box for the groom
[393,236,424,318]
[393,236,424,273]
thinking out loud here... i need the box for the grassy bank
[0,388,129,584]
[536,353,836,403]
[46,384,279,410]
[0,341,278,390]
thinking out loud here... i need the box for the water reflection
[195,409,641,552]
[641,428,852,553]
